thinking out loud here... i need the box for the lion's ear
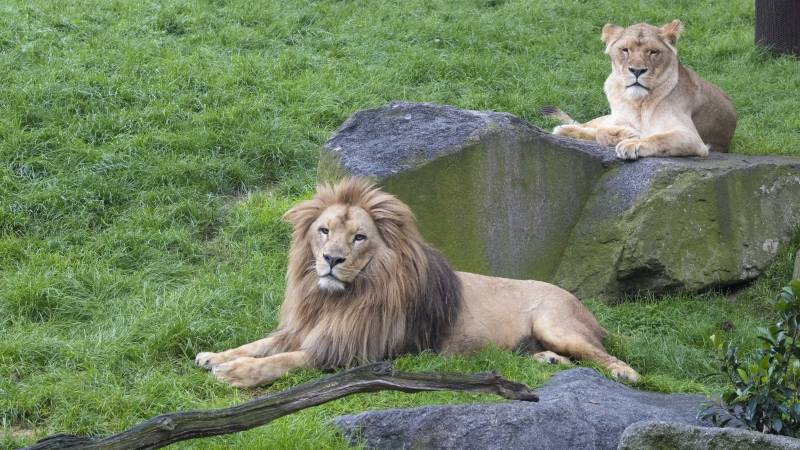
[601,23,624,53]
[660,19,683,50]
[283,198,324,233]
[364,193,418,245]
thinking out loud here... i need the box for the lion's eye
[319,227,329,236]
[621,48,629,53]
[649,49,660,56]
[353,234,367,243]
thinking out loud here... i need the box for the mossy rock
[618,421,800,450]
[319,101,800,300]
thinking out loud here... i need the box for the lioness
[544,20,736,160]
[196,179,639,387]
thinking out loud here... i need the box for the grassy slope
[0,0,798,448]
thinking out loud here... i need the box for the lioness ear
[660,19,683,50]
[601,23,624,53]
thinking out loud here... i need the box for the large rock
[319,101,800,298]
[618,421,800,450]
[334,368,709,450]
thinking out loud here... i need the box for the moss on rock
[319,102,800,300]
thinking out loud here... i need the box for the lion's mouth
[319,273,346,291]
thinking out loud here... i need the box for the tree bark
[755,0,800,56]
[26,362,537,450]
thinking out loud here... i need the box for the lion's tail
[539,106,578,125]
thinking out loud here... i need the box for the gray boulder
[334,368,709,450]
[618,421,800,450]
[319,101,800,299]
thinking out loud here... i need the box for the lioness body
[196,180,637,387]
[548,20,736,160]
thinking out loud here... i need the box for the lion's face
[308,204,385,292]
[284,179,419,297]
[279,178,461,369]
[602,20,683,101]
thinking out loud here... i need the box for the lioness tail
[539,106,577,125]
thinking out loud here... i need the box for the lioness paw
[553,124,578,136]
[597,127,639,146]
[615,139,643,160]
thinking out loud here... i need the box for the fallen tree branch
[26,361,538,450]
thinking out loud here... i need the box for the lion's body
[442,272,608,358]
[196,179,638,387]
[547,20,736,160]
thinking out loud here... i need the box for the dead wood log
[26,361,538,450]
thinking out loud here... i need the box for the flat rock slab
[334,368,709,450]
[319,101,800,299]
[619,421,800,450]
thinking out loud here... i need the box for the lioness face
[602,21,682,100]
[309,204,384,291]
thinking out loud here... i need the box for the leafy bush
[705,280,800,436]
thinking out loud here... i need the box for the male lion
[196,179,638,387]
[544,20,736,160]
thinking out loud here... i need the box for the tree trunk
[756,0,800,56]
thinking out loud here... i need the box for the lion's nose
[324,254,346,268]
[629,68,647,78]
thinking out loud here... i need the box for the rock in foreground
[334,368,708,450]
[320,101,800,299]
[618,421,800,450]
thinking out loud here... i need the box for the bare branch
[26,361,537,450]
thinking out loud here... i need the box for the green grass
[0,0,798,448]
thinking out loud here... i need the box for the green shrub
[704,280,800,436]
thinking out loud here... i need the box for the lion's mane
[269,179,462,368]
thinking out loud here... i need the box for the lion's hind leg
[552,124,599,141]
[550,112,637,147]
[531,324,639,383]
[575,343,639,383]
[540,106,578,125]
[532,350,571,365]
[541,106,600,141]
[554,124,640,147]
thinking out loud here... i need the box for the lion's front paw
[195,351,224,370]
[211,357,263,388]
[615,139,645,160]
[609,362,640,383]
